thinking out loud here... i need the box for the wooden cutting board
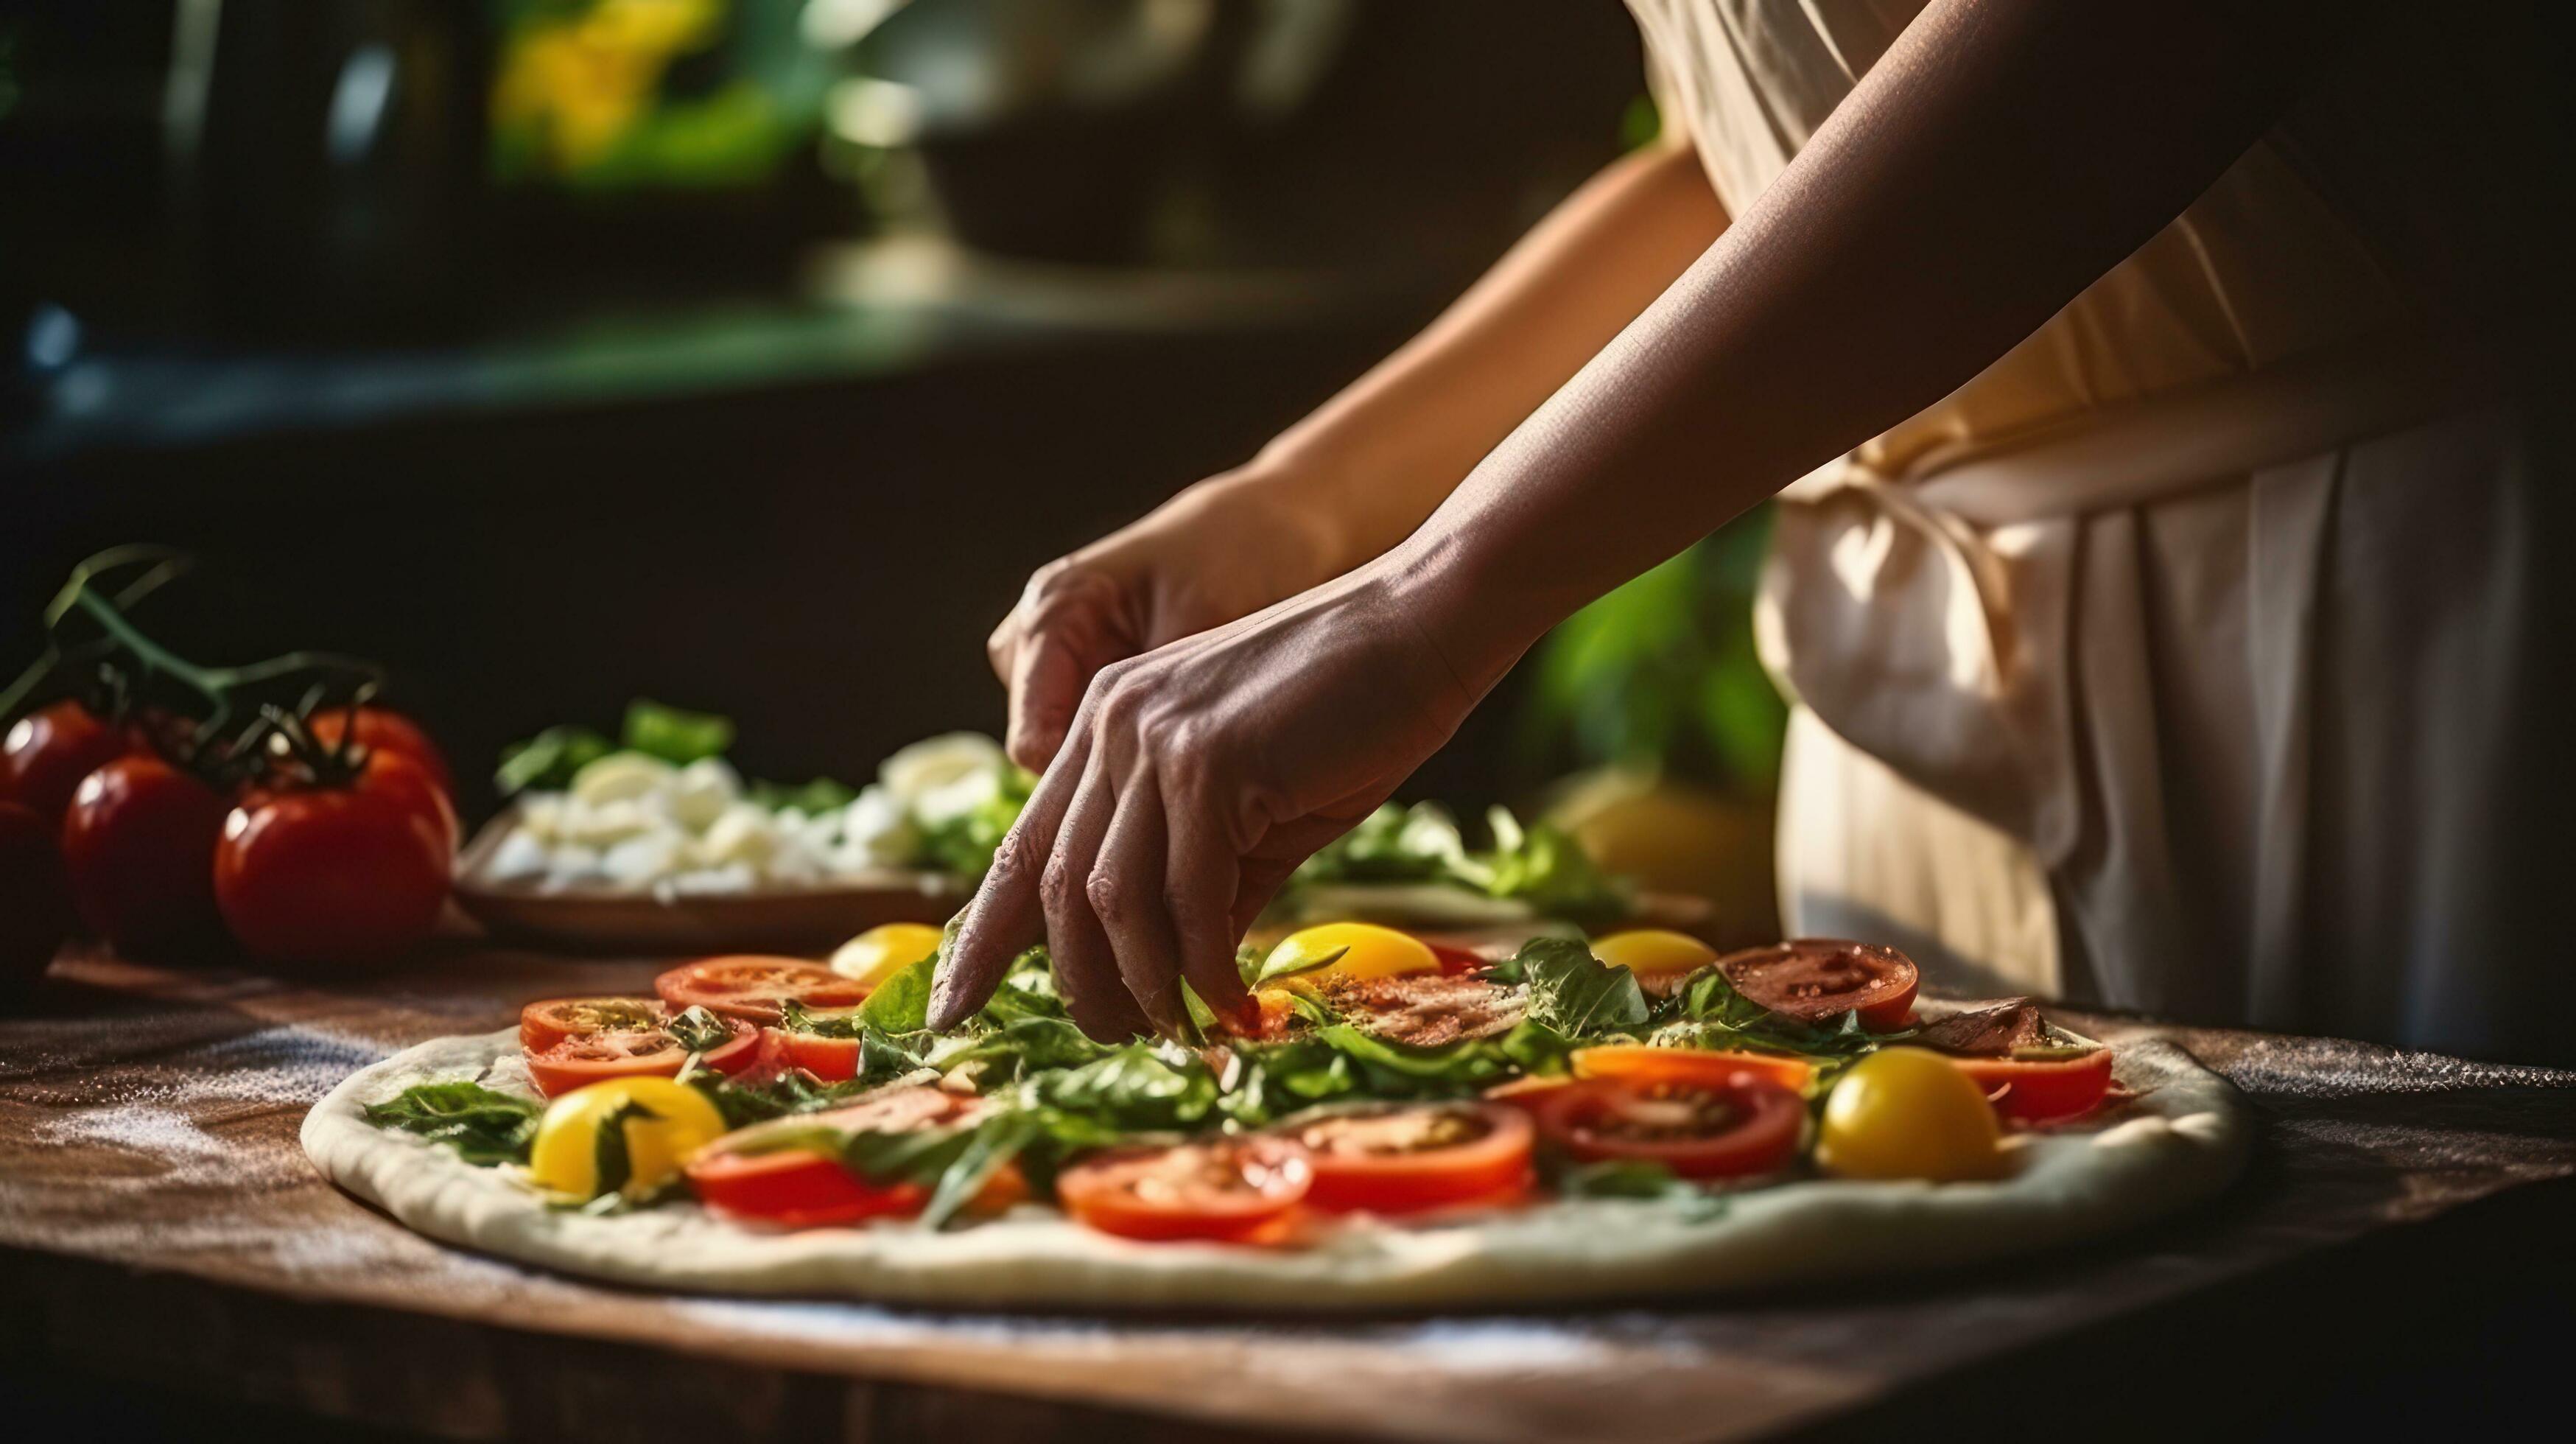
[4,942,2573,1443]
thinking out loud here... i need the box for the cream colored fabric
[1628,1,2541,1053]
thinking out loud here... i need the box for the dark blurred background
[2,0,1783,925]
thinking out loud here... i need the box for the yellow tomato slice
[1814,1047,2006,1183]
[1257,922,1439,992]
[1589,929,1719,987]
[527,1075,729,1201]
[827,921,947,989]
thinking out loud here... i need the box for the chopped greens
[664,1004,735,1056]
[1512,936,1652,1034]
[494,698,852,802]
[909,764,1036,878]
[362,1081,542,1166]
[619,698,735,765]
[1288,802,1630,924]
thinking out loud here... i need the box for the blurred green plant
[1513,508,1786,799]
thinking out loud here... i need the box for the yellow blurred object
[1590,928,1719,985]
[492,0,726,172]
[1547,771,1776,947]
[1814,1048,2005,1183]
[527,1076,729,1202]
[1257,922,1439,992]
[829,921,947,988]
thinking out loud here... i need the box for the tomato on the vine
[215,753,452,964]
[306,706,452,797]
[2,701,141,827]
[61,753,231,962]
[1,802,75,1002]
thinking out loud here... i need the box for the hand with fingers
[930,559,1496,1041]
[987,466,1349,774]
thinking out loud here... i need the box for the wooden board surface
[4,942,2574,1443]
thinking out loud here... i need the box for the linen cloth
[1624,1,2544,1054]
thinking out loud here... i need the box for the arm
[1407,0,2359,682]
[1256,136,1730,573]
[987,139,1726,769]
[936,0,2360,1039]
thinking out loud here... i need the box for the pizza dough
[303,1029,2248,1311]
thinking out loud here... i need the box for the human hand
[932,557,1494,1040]
[987,466,1344,774]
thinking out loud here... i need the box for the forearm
[1394,0,2355,687]
[1246,138,1727,572]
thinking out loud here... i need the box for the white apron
[1625,1,2544,1055]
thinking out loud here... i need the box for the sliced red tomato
[654,956,867,1023]
[522,1014,760,1097]
[1526,1075,1805,1180]
[1425,940,1487,975]
[1278,1102,1533,1215]
[771,1026,862,1082]
[1058,1137,1313,1243]
[1954,1049,2116,1122]
[1716,939,1920,1030]
[685,1087,981,1228]
[1571,1042,1814,1095]
[519,996,669,1053]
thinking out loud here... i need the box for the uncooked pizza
[303,925,2247,1311]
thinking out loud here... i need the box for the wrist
[1185,458,1359,585]
[1367,524,1548,703]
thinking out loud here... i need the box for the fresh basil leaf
[840,1124,979,1186]
[1479,810,1628,924]
[361,1081,542,1166]
[591,1098,659,1199]
[1019,1045,1221,1132]
[908,765,1036,877]
[748,776,860,813]
[918,1113,1044,1230]
[1292,802,1467,886]
[1669,964,1771,1029]
[493,724,614,796]
[1517,937,1650,1035]
[1251,944,1348,988]
[664,1004,734,1056]
[857,952,940,1032]
[620,698,734,765]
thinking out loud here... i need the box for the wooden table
[5,942,2573,1443]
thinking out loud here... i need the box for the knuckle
[1084,870,1129,925]
[1039,853,1081,913]
[992,826,1046,884]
